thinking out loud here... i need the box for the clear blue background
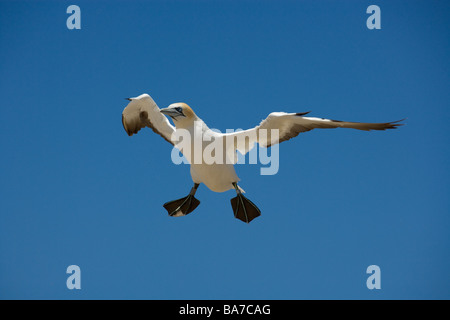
[1,0,449,299]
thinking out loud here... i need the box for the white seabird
[122,93,403,223]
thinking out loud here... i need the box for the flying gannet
[122,94,403,223]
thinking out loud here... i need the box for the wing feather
[224,112,404,155]
[122,94,175,145]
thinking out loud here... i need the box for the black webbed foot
[230,183,261,223]
[163,195,200,217]
[163,183,200,217]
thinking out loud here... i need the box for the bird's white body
[176,121,240,192]
[190,162,238,193]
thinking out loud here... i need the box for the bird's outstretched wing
[224,112,404,155]
[122,94,175,145]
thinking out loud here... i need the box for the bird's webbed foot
[230,183,261,223]
[163,184,200,217]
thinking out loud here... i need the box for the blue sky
[0,0,449,299]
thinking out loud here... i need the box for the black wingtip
[388,118,407,129]
[295,111,311,116]
[125,98,132,101]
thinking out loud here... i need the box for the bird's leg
[230,182,261,223]
[163,183,201,217]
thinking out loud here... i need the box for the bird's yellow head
[160,102,197,128]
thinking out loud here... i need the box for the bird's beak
[160,107,184,118]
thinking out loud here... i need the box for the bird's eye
[175,107,183,113]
